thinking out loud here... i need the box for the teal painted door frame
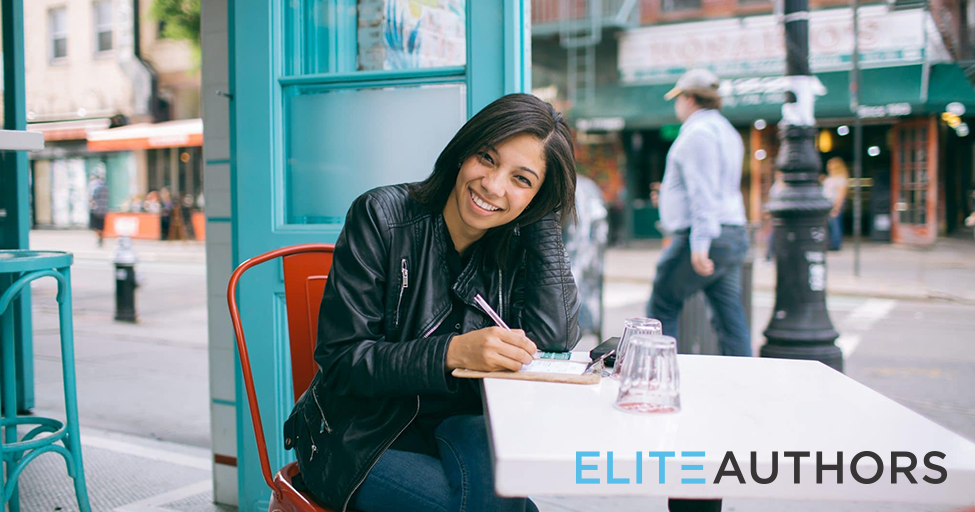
[0,0,34,412]
[230,1,531,509]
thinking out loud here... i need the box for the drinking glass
[614,334,681,414]
[611,317,663,379]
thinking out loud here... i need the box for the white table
[482,354,975,506]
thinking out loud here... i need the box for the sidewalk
[605,237,975,304]
[32,229,975,303]
[30,229,206,264]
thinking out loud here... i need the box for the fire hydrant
[114,236,138,322]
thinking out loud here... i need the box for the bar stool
[0,250,90,512]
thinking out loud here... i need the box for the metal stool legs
[1,296,20,512]
[0,267,91,512]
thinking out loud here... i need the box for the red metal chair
[227,244,340,512]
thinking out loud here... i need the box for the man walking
[648,68,751,358]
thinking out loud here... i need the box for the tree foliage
[149,0,201,49]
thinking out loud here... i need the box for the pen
[473,293,540,360]
[473,293,510,330]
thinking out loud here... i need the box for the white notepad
[520,359,589,375]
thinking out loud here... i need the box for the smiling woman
[412,93,577,266]
[444,133,547,253]
[283,93,582,512]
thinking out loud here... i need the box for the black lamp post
[760,0,843,371]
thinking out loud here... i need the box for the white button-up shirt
[658,108,747,254]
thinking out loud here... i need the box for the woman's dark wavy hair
[409,93,576,267]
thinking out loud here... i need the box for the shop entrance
[891,118,939,245]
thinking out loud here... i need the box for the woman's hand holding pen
[446,327,537,372]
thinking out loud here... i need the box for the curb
[60,249,206,264]
[604,276,975,305]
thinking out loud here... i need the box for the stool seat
[1,250,91,512]
[0,251,72,273]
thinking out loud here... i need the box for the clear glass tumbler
[611,317,663,379]
[614,334,681,414]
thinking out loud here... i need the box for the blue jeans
[351,415,538,512]
[648,227,752,357]
[828,213,843,250]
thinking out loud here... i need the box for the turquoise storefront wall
[228,1,532,509]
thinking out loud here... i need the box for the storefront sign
[576,117,626,132]
[858,103,912,118]
[619,6,948,84]
[718,76,826,110]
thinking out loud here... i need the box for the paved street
[20,229,975,511]
[28,233,210,448]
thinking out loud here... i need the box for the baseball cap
[664,68,721,101]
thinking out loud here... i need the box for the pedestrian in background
[159,187,173,240]
[648,68,751,356]
[648,67,750,512]
[965,189,975,240]
[823,157,849,251]
[88,173,109,247]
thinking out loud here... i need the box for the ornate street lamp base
[760,341,843,372]
[760,124,844,373]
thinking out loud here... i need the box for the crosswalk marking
[835,299,898,357]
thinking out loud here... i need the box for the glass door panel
[285,82,466,224]
[891,119,938,245]
[285,0,466,76]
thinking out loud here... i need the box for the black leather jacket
[283,184,581,511]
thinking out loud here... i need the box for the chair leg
[2,307,20,512]
[57,269,91,512]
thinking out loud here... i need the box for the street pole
[760,0,843,371]
[851,0,862,276]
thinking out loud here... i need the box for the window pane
[95,0,112,51]
[287,0,466,76]
[50,8,67,60]
[54,38,68,59]
[662,0,702,12]
[98,31,113,52]
[286,83,466,224]
[95,1,112,25]
[52,8,66,33]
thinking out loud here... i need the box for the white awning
[28,118,112,141]
[87,118,203,152]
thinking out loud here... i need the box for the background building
[25,0,202,234]
[532,0,975,246]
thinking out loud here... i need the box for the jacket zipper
[342,309,447,511]
[311,387,332,434]
[342,395,420,512]
[395,258,409,327]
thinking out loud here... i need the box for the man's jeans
[351,415,538,512]
[648,226,752,357]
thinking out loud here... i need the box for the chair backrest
[282,250,334,397]
[227,244,335,494]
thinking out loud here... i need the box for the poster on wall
[358,0,466,70]
[50,158,90,227]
